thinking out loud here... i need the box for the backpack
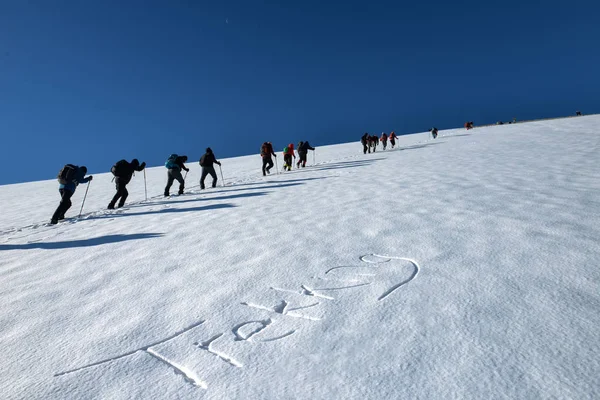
[283,146,289,154]
[199,154,209,166]
[261,143,272,157]
[57,164,78,185]
[111,159,128,177]
[165,154,178,169]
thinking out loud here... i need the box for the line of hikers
[50,142,316,224]
[259,141,315,175]
[361,132,399,154]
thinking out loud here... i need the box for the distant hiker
[389,131,398,148]
[199,147,221,189]
[513,117,517,123]
[51,165,93,224]
[282,143,296,171]
[164,154,189,196]
[496,121,503,125]
[576,111,582,116]
[108,158,146,209]
[296,141,315,168]
[430,127,438,139]
[380,132,388,150]
[361,133,370,154]
[260,142,276,176]
[368,135,378,152]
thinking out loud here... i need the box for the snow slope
[1,117,599,399]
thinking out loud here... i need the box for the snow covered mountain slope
[1,117,599,399]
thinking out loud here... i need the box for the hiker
[369,135,378,152]
[260,142,276,176]
[296,141,315,168]
[389,131,398,148]
[430,127,438,139]
[361,133,370,154]
[51,165,93,224]
[576,111,582,116]
[164,154,189,196]
[108,158,146,209]
[380,132,388,150]
[199,147,221,189]
[283,143,296,171]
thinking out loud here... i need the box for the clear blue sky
[1,0,598,184]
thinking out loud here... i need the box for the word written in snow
[53,254,419,390]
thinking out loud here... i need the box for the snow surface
[1,117,599,399]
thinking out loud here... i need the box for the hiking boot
[50,219,58,225]
[107,204,115,210]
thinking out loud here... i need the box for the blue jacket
[59,168,91,192]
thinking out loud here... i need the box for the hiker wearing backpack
[164,154,189,196]
[108,159,146,209]
[361,133,369,154]
[430,127,438,139]
[380,133,388,150]
[296,141,315,168]
[369,135,378,152]
[389,131,398,148]
[260,142,276,176]
[50,165,93,224]
[282,143,295,171]
[199,148,221,189]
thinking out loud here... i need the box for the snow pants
[51,188,74,222]
[165,169,185,196]
[297,152,307,167]
[109,177,130,208]
[262,157,274,176]
[200,166,217,189]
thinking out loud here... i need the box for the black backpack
[111,159,128,177]
[57,164,78,185]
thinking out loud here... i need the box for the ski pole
[78,181,91,218]
[143,169,148,201]
[218,165,225,187]
[184,170,188,181]
[313,150,315,166]
[274,157,279,175]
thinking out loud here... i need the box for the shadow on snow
[0,233,164,251]
[90,203,237,220]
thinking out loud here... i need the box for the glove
[141,162,146,168]
[88,176,93,181]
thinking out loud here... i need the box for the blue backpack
[165,154,178,169]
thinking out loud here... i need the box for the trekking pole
[184,170,188,181]
[143,169,148,201]
[78,181,91,218]
[274,157,279,175]
[313,150,316,166]
[218,165,225,187]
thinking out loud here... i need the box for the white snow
[1,116,599,399]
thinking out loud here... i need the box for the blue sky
[1,0,598,185]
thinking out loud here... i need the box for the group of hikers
[50,141,315,224]
[259,141,315,175]
[360,132,399,154]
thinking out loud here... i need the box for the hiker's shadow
[97,203,237,219]
[310,158,385,172]
[140,191,270,207]
[0,233,164,251]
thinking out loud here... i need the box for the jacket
[59,167,91,192]
[200,151,220,167]
[261,143,275,158]
[298,141,315,155]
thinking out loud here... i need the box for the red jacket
[283,143,295,156]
